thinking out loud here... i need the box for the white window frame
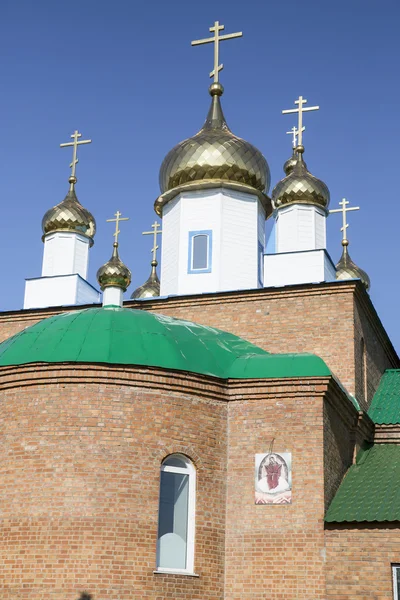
[393,564,400,600]
[187,230,212,274]
[155,454,196,575]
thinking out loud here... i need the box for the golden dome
[156,83,271,215]
[42,179,96,246]
[96,243,132,292]
[283,150,307,176]
[131,260,160,299]
[272,146,330,211]
[336,240,370,290]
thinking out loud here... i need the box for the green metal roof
[325,444,400,523]
[0,307,330,380]
[368,370,400,424]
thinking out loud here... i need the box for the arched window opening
[156,454,196,573]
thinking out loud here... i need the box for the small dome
[336,241,370,290]
[156,83,270,213]
[283,150,307,176]
[42,183,96,246]
[272,146,329,211]
[131,261,160,299]
[97,243,131,292]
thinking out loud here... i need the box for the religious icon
[254,452,292,505]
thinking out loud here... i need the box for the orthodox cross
[106,210,129,245]
[142,221,162,263]
[286,125,305,149]
[282,96,319,147]
[191,21,242,83]
[60,130,92,182]
[329,198,360,242]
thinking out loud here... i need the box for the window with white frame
[188,230,212,273]
[156,454,196,573]
[393,565,400,599]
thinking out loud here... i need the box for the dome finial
[283,126,306,175]
[131,221,162,299]
[60,129,92,191]
[97,211,132,306]
[191,20,242,85]
[330,198,370,290]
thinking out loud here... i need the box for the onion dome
[336,239,370,290]
[283,149,307,176]
[131,260,160,299]
[272,146,330,212]
[42,176,96,246]
[155,82,271,216]
[96,242,131,292]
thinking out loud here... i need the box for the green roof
[325,444,400,523]
[368,370,400,424]
[0,307,330,380]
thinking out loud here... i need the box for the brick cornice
[0,280,362,326]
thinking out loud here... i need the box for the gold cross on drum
[143,221,162,263]
[60,130,92,181]
[286,125,305,149]
[191,21,242,83]
[282,96,319,147]
[106,210,129,245]
[329,198,360,242]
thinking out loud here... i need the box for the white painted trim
[393,565,400,600]
[157,454,196,574]
[153,569,199,577]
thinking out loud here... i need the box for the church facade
[0,21,399,600]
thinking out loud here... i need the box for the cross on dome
[282,96,319,147]
[191,20,242,83]
[286,125,305,149]
[142,221,162,264]
[329,198,360,243]
[106,210,129,246]
[60,130,92,190]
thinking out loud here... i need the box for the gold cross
[191,21,242,83]
[282,96,319,146]
[142,221,162,263]
[106,210,129,245]
[329,198,360,242]
[60,130,92,184]
[286,125,305,149]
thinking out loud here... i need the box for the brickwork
[223,378,356,600]
[326,524,400,599]
[0,365,228,600]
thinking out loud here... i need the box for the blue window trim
[188,230,212,274]
[258,241,264,287]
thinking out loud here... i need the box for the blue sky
[1,0,399,349]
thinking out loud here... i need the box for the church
[0,20,399,600]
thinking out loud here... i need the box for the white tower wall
[24,230,97,310]
[42,232,90,279]
[160,188,265,297]
[275,204,326,253]
[263,203,335,287]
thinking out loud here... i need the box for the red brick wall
[0,365,228,600]
[223,379,330,600]
[326,524,400,599]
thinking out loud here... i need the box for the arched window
[156,454,196,573]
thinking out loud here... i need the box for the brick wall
[0,364,228,600]
[326,524,400,599]
[223,378,334,600]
